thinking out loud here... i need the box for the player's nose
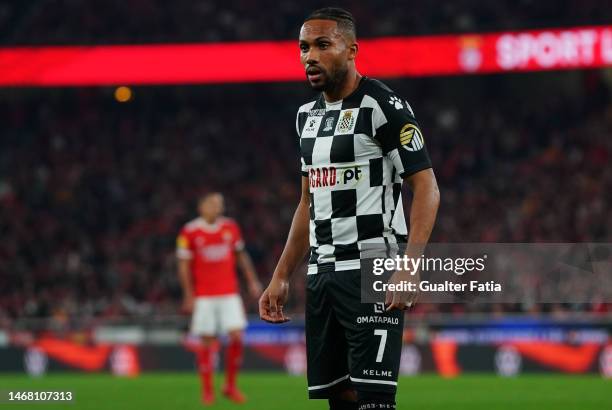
[305,50,319,64]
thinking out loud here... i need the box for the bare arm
[177,258,194,312]
[272,176,311,281]
[386,168,440,310]
[405,168,440,245]
[235,249,262,299]
[259,177,310,322]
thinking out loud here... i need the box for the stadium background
[0,1,611,409]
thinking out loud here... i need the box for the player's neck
[201,216,218,225]
[323,71,362,103]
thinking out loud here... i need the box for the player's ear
[348,42,358,61]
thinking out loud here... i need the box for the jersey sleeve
[232,222,245,251]
[176,228,193,260]
[296,110,309,177]
[373,95,432,178]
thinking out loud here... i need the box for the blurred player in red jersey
[176,192,262,405]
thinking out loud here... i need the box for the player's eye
[299,44,309,52]
[318,42,330,50]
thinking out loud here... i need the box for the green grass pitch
[0,373,609,409]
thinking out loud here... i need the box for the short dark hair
[198,192,222,205]
[304,7,356,40]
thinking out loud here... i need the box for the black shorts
[306,269,404,399]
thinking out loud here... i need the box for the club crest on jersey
[399,123,425,152]
[374,303,385,314]
[335,109,357,134]
[323,117,335,132]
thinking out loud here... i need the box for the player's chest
[301,107,370,139]
[192,230,234,261]
[300,107,378,166]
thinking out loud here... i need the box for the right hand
[182,292,194,314]
[385,269,420,311]
[259,277,290,323]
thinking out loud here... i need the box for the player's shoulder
[363,78,413,110]
[363,77,396,97]
[297,96,324,115]
[297,99,316,113]
[218,217,239,229]
[182,217,204,233]
[362,77,417,119]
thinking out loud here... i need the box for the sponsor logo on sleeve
[388,95,404,110]
[399,123,424,152]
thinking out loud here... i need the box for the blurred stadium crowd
[1,0,610,45]
[0,1,611,327]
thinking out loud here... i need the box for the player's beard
[311,64,348,94]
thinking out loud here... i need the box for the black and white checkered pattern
[297,77,432,274]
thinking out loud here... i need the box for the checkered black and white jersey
[297,77,432,274]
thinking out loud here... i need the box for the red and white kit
[177,217,247,335]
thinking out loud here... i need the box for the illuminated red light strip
[0,25,611,86]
